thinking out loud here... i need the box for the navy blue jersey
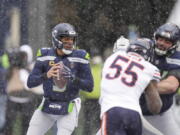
[140,50,180,115]
[27,48,94,101]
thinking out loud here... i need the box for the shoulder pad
[166,53,180,68]
[170,50,180,58]
[36,48,51,57]
[73,49,90,60]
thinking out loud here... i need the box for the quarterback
[26,23,94,135]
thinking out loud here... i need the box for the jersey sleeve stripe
[37,56,56,61]
[153,76,161,80]
[166,57,180,66]
[153,73,161,81]
[154,72,160,76]
[67,57,89,64]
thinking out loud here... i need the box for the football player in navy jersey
[26,23,94,135]
[140,23,180,135]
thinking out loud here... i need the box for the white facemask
[62,48,73,55]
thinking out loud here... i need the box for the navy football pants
[101,107,142,135]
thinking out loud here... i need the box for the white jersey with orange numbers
[99,51,160,118]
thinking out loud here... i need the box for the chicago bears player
[99,38,162,135]
[26,23,94,135]
[112,36,164,135]
[140,23,180,135]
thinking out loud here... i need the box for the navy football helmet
[52,23,77,54]
[127,38,153,61]
[154,23,180,56]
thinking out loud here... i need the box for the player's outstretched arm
[27,62,60,88]
[144,80,162,114]
[157,69,180,94]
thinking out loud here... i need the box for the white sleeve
[152,67,161,82]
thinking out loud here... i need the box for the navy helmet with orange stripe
[127,38,153,61]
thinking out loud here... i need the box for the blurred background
[1,0,179,57]
[0,0,180,135]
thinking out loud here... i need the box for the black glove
[61,63,75,81]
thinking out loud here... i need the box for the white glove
[113,35,129,52]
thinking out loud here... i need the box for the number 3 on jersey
[106,55,144,86]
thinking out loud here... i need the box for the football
[53,63,68,89]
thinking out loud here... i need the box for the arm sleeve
[27,60,47,88]
[74,63,94,92]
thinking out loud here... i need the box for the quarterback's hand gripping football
[52,62,75,89]
[60,62,75,81]
[47,63,60,78]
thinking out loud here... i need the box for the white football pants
[26,98,81,135]
[142,107,180,135]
